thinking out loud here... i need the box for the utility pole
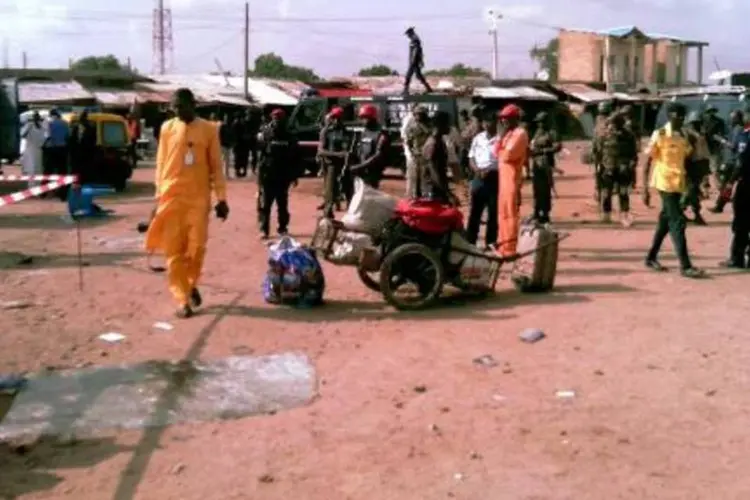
[484,8,502,80]
[21,51,27,69]
[244,1,250,100]
[152,0,173,74]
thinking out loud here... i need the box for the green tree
[70,55,128,72]
[424,63,489,78]
[529,38,559,81]
[249,53,320,83]
[358,64,399,77]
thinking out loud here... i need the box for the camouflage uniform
[529,116,560,223]
[683,111,710,224]
[591,101,613,203]
[594,116,638,224]
[405,110,432,198]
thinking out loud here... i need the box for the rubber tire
[357,265,380,292]
[379,243,444,311]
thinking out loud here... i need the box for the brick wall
[558,30,600,81]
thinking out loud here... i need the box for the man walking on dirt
[403,27,433,95]
[591,101,613,204]
[257,108,298,240]
[595,112,638,227]
[642,102,704,278]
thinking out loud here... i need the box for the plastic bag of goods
[341,178,398,235]
[262,236,325,306]
[456,254,497,290]
[329,231,373,265]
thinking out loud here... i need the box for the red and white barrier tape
[0,176,77,207]
[0,174,77,182]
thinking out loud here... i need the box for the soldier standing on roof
[591,101,613,204]
[403,27,433,95]
[405,105,433,198]
[595,112,638,226]
[683,111,710,225]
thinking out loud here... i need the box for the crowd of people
[144,84,750,317]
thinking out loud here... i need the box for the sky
[0,0,747,79]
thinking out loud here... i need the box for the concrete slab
[0,354,316,440]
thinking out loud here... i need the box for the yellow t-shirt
[647,122,693,193]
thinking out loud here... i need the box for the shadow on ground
[0,436,129,498]
[0,251,143,270]
[0,213,124,230]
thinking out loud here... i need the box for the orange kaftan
[494,126,529,257]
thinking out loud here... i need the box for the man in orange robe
[145,88,229,318]
[494,104,529,257]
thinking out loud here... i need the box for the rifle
[336,130,360,203]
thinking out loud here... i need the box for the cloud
[4,0,68,41]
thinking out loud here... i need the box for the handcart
[310,199,569,311]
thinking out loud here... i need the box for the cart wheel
[379,243,444,311]
[357,265,381,292]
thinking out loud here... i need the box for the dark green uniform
[595,120,638,217]
[591,101,613,203]
[529,125,560,223]
[405,118,432,198]
[319,123,355,217]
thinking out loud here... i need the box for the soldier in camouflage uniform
[594,113,638,226]
[405,105,432,198]
[529,112,561,224]
[591,101,613,204]
[683,111,710,225]
[618,104,641,188]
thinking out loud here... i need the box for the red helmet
[270,108,285,119]
[328,106,344,119]
[358,104,378,120]
[498,104,522,119]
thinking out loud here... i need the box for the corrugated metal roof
[554,83,613,103]
[19,81,94,104]
[146,74,298,105]
[567,26,708,46]
[473,86,557,101]
[93,90,170,106]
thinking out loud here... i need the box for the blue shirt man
[45,111,70,148]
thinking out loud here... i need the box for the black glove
[136,207,157,233]
[214,200,229,220]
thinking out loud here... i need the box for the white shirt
[468,131,498,171]
[400,112,414,163]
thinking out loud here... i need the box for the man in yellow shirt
[145,88,229,317]
[642,102,704,278]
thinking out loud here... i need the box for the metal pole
[244,2,250,100]
[491,28,498,80]
[158,0,165,75]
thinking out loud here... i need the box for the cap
[270,108,285,119]
[498,104,521,119]
[358,103,378,120]
[404,26,415,35]
[328,106,344,119]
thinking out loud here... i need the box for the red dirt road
[1,148,750,500]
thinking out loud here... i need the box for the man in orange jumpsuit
[145,88,229,318]
[494,104,529,257]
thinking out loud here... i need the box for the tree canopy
[249,52,320,83]
[358,64,399,77]
[424,63,490,78]
[529,38,559,81]
[70,55,129,72]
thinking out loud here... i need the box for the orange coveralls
[494,126,529,257]
[145,117,227,306]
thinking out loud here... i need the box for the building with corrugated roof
[557,26,709,90]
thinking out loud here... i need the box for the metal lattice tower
[152,0,174,75]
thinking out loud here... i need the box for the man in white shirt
[466,116,499,248]
[401,104,416,195]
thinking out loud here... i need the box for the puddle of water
[0,354,316,440]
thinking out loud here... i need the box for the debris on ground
[0,300,33,310]
[472,354,498,368]
[171,463,186,475]
[556,390,576,399]
[153,321,174,331]
[413,385,427,393]
[258,474,275,484]
[519,328,545,343]
[98,332,126,343]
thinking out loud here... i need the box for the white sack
[341,178,398,235]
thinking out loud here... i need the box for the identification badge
[184,144,195,166]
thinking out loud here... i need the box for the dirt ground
[1,145,750,500]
